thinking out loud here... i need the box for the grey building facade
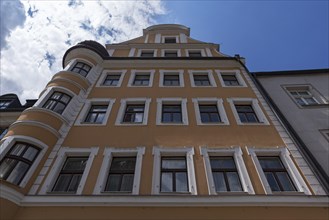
[252,69,329,193]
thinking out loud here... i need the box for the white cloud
[0,0,165,103]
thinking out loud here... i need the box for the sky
[0,0,328,103]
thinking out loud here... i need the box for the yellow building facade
[0,24,328,220]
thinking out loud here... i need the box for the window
[162,105,182,123]
[70,61,92,77]
[156,98,188,125]
[161,49,181,58]
[210,157,242,192]
[164,75,179,86]
[258,156,296,192]
[152,146,197,195]
[39,147,98,195]
[286,87,322,106]
[75,98,115,126]
[165,51,178,57]
[52,157,88,192]
[140,50,155,57]
[133,75,150,86]
[200,147,254,195]
[84,105,108,123]
[159,70,184,87]
[0,100,11,109]
[199,105,221,123]
[227,98,269,125]
[189,70,216,87]
[246,147,311,195]
[105,157,136,192]
[222,75,239,86]
[235,105,259,123]
[103,75,121,86]
[0,142,40,185]
[123,105,145,123]
[192,98,229,125]
[42,91,71,115]
[128,70,155,87]
[96,70,126,87]
[188,51,202,57]
[93,147,145,195]
[164,37,177,43]
[216,70,247,87]
[116,98,151,126]
[161,157,188,193]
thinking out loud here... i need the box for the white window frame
[96,70,126,88]
[161,35,179,43]
[159,70,185,88]
[75,98,115,126]
[227,98,270,125]
[152,146,197,195]
[246,147,311,195]
[188,70,217,87]
[93,147,145,195]
[39,147,98,195]
[192,98,229,125]
[127,70,155,87]
[64,59,95,82]
[115,98,151,126]
[156,98,188,126]
[161,49,181,58]
[200,146,255,195]
[185,49,206,57]
[0,135,48,188]
[216,70,247,87]
[283,84,328,107]
[137,49,157,57]
[35,86,77,121]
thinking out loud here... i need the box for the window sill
[115,123,147,126]
[237,122,270,126]
[197,122,229,126]
[157,123,188,126]
[297,103,329,109]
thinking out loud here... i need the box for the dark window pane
[265,172,281,192]
[236,105,259,123]
[62,158,87,172]
[227,172,242,191]
[121,174,134,191]
[222,75,239,86]
[6,161,30,185]
[71,62,91,77]
[213,172,227,192]
[259,157,284,169]
[210,157,236,169]
[162,159,186,169]
[140,51,154,57]
[103,75,121,86]
[276,172,296,191]
[23,147,39,161]
[106,174,121,191]
[0,159,17,180]
[10,143,26,156]
[189,51,202,57]
[164,38,176,43]
[161,172,173,192]
[175,172,188,192]
[123,105,145,123]
[110,157,136,171]
[53,174,72,192]
[201,113,210,123]
[67,174,82,192]
[43,92,71,115]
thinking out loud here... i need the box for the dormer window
[164,37,176,43]
[0,100,12,109]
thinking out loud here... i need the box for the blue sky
[0,0,328,102]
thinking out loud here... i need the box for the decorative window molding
[152,146,197,195]
[188,70,217,87]
[115,98,151,126]
[161,49,181,57]
[93,147,145,195]
[246,147,311,195]
[96,70,126,87]
[137,49,157,57]
[127,70,155,87]
[156,98,188,126]
[39,147,98,195]
[161,36,179,43]
[34,86,77,121]
[75,98,115,126]
[185,49,206,57]
[282,84,328,107]
[227,98,270,125]
[0,135,48,188]
[159,70,184,87]
[216,70,247,87]
[200,146,254,195]
[192,98,229,125]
